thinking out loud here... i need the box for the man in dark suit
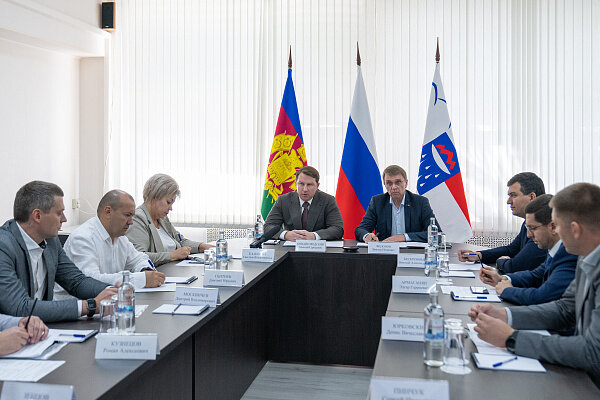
[478,194,577,305]
[469,183,600,388]
[458,172,548,273]
[355,165,436,243]
[263,166,344,241]
[0,181,117,322]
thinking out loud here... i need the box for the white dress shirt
[279,197,321,240]
[16,223,47,300]
[61,217,149,291]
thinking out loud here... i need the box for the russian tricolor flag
[417,59,472,242]
[336,62,382,239]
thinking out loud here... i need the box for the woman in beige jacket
[126,174,212,266]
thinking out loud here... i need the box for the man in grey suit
[264,166,344,241]
[469,182,600,388]
[0,181,117,322]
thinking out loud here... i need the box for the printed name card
[381,317,424,342]
[95,333,159,360]
[368,242,401,255]
[174,286,220,307]
[295,240,326,253]
[370,377,449,400]
[1,382,75,400]
[392,276,436,294]
[241,248,275,263]
[203,269,244,287]
[397,253,425,268]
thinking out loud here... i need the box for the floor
[241,362,372,400]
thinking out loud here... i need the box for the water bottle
[427,217,439,247]
[437,233,449,274]
[424,243,438,277]
[216,230,228,268]
[254,214,264,239]
[116,271,135,334]
[424,290,444,367]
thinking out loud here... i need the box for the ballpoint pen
[147,259,156,270]
[493,356,518,368]
[24,298,38,330]
[59,334,86,338]
[172,304,182,315]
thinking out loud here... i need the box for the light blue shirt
[390,196,411,242]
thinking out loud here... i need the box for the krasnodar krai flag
[417,62,472,242]
[261,57,307,219]
[336,63,382,239]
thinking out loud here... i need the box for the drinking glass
[99,298,116,333]
[441,318,472,375]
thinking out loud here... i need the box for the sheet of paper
[401,242,428,248]
[472,353,546,372]
[51,328,97,343]
[0,359,65,382]
[263,239,280,245]
[440,271,475,278]
[449,263,481,271]
[283,240,343,248]
[467,324,550,356]
[357,242,368,247]
[0,332,58,359]
[136,304,148,317]
[136,283,177,292]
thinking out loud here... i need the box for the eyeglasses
[525,224,546,232]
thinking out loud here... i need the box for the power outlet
[72,198,80,210]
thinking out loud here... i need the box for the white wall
[0,37,80,226]
[29,0,102,27]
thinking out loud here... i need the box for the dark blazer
[510,244,600,388]
[354,191,436,243]
[500,243,577,305]
[263,190,344,240]
[0,220,108,322]
[480,221,548,273]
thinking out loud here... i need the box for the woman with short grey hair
[126,174,212,266]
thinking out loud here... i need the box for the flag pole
[288,46,292,70]
[357,42,361,66]
[436,37,440,63]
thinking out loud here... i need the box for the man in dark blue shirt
[458,172,548,273]
[479,194,577,305]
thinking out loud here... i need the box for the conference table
[0,241,597,399]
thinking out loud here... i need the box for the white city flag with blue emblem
[417,63,472,242]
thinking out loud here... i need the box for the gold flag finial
[288,46,292,70]
[436,38,440,63]
[357,42,361,66]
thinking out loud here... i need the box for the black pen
[172,304,182,315]
[25,298,38,330]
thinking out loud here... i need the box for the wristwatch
[86,298,97,318]
[505,330,519,353]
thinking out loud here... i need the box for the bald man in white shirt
[58,190,165,298]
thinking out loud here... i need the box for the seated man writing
[479,194,577,305]
[59,190,165,296]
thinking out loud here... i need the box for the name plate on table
[242,248,275,263]
[381,317,424,342]
[204,269,244,287]
[392,276,436,294]
[397,253,425,268]
[95,333,159,360]
[370,377,449,400]
[368,242,400,255]
[295,240,326,252]
[174,286,220,307]
[1,382,75,400]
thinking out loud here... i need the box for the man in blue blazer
[458,172,548,273]
[0,181,117,322]
[355,165,437,243]
[479,195,577,305]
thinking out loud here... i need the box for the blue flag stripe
[281,70,304,142]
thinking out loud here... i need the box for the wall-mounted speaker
[101,2,115,31]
